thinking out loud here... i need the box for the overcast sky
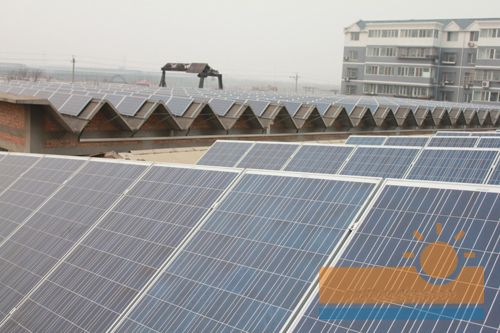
[1,0,499,87]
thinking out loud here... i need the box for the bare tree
[7,67,45,82]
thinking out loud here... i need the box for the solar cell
[196,140,254,167]
[0,154,43,192]
[427,136,478,148]
[470,132,500,137]
[290,180,500,333]
[116,96,147,116]
[345,135,387,146]
[283,144,355,174]
[166,97,194,116]
[0,160,148,324]
[383,136,430,147]
[406,148,498,184]
[4,165,240,333]
[282,101,302,116]
[339,146,420,178]
[103,94,125,108]
[209,98,235,115]
[235,142,301,170]
[477,137,500,148]
[58,94,92,117]
[115,171,381,333]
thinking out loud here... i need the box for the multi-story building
[341,18,500,104]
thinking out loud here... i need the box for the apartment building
[341,18,500,104]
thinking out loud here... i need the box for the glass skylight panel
[427,137,478,148]
[196,140,254,167]
[115,172,380,333]
[283,144,355,174]
[345,135,387,146]
[339,146,419,178]
[406,148,498,184]
[235,142,300,170]
[4,165,240,333]
[291,180,500,333]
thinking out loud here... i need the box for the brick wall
[0,102,24,129]
[45,139,142,149]
[45,114,62,132]
[84,112,119,131]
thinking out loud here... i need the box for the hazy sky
[1,0,499,87]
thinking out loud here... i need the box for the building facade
[341,18,500,105]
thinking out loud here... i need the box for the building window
[467,52,476,64]
[440,91,453,102]
[418,29,434,37]
[365,66,379,75]
[478,48,500,59]
[434,30,439,38]
[442,52,457,63]
[395,86,432,98]
[366,47,396,57]
[346,85,356,95]
[470,31,479,41]
[363,84,377,94]
[346,68,357,78]
[464,93,472,103]
[368,29,398,37]
[442,72,455,84]
[464,72,473,84]
[348,50,358,60]
[475,70,500,81]
[447,32,459,41]
[377,84,394,95]
[351,32,360,41]
[480,29,498,38]
[473,91,499,102]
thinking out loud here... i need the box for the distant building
[341,18,500,104]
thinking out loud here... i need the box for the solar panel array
[2,81,499,131]
[344,136,387,146]
[0,148,499,333]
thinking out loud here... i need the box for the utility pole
[72,56,75,84]
[290,72,300,93]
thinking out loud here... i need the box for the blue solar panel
[0,154,43,192]
[427,137,478,148]
[235,142,301,170]
[477,137,500,148]
[406,148,498,184]
[291,180,500,333]
[196,140,254,167]
[116,96,146,116]
[0,160,148,324]
[384,136,430,147]
[209,98,235,115]
[283,144,355,174]
[115,172,381,333]
[340,146,420,178]
[246,100,270,116]
[58,94,92,117]
[345,136,387,146]
[166,97,194,116]
[4,165,240,333]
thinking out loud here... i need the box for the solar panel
[283,144,355,174]
[291,180,500,333]
[0,154,43,192]
[103,94,125,108]
[384,136,430,147]
[209,98,235,115]
[116,96,147,116]
[0,159,148,324]
[436,131,471,136]
[0,155,86,247]
[235,142,301,170]
[246,100,270,116]
[58,94,92,117]
[340,146,420,178]
[114,171,381,333]
[4,165,240,333]
[345,136,387,146]
[427,136,478,148]
[283,101,302,116]
[406,148,498,184]
[471,132,500,137]
[48,93,71,110]
[477,137,500,148]
[196,140,254,167]
[166,97,194,116]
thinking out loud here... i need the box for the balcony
[397,47,439,60]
